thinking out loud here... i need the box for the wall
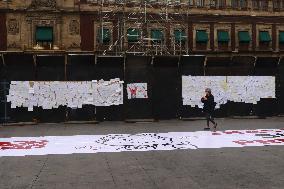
[0,13,7,51]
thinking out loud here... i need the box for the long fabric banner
[0,129,283,157]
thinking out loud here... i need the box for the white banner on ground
[0,129,283,157]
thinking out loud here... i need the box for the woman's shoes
[213,123,218,132]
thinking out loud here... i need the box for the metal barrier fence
[0,53,283,123]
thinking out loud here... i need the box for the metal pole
[4,80,7,124]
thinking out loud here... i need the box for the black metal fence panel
[0,54,6,123]
[95,56,124,121]
[153,56,179,120]
[1,53,282,123]
[3,53,35,123]
[278,57,284,114]
[227,56,255,116]
[254,57,279,117]
[179,55,205,118]
[35,55,66,122]
[125,55,153,120]
[66,54,96,121]
[205,57,230,117]
[66,54,96,81]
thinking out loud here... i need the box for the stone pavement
[0,118,284,189]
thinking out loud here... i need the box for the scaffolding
[86,0,189,55]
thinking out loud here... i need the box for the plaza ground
[0,118,284,189]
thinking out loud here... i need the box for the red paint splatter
[276,139,284,143]
[129,86,138,98]
[212,132,221,135]
[233,139,284,146]
[245,130,259,133]
[0,140,48,150]
[223,131,245,135]
[233,140,255,145]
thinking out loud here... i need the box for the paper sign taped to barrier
[127,83,148,99]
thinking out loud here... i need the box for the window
[86,0,99,3]
[273,0,284,10]
[239,0,247,8]
[238,31,251,51]
[196,0,204,7]
[259,0,268,10]
[98,28,111,44]
[151,29,163,44]
[279,31,284,44]
[174,29,186,44]
[36,27,53,42]
[253,0,268,10]
[146,0,158,4]
[259,31,271,43]
[218,30,230,50]
[35,27,53,49]
[210,0,217,7]
[232,0,247,8]
[231,0,238,8]
[252,0,259,9]
[218,31,230,43]
[127,28,139,42]
[196,30,208,43]
[259,31,271,50]
[238,31,251,43]
[188,0,194,6]
[279,31,284,50]
[273,0,280,9]
[196,30,208,50]
[218,0,226,7]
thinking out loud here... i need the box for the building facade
[0,0,284,56]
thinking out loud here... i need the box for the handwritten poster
[182,76,275,108]
[127,83,148,99]
[6,79,124,110]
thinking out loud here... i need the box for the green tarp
[36,27,53,42]
[218,31,230,42]
[259,31,271,42]
[174,30,186,42]
[238,31,251,43]
[196,30,208,43]
[127,28,139,42]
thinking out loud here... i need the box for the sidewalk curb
[1,122,37,126]
[64,121,99,124]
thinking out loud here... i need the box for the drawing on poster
[1,129,283,157]
[182,76,275,108]
[127,83,148,99]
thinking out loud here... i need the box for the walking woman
[201,88,218,131]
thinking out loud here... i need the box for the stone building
[0,0,284,56]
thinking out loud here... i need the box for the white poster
[93,78,124,106]
[127,83,148,99]
[182,76,275,108]
[6,79,124,110]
